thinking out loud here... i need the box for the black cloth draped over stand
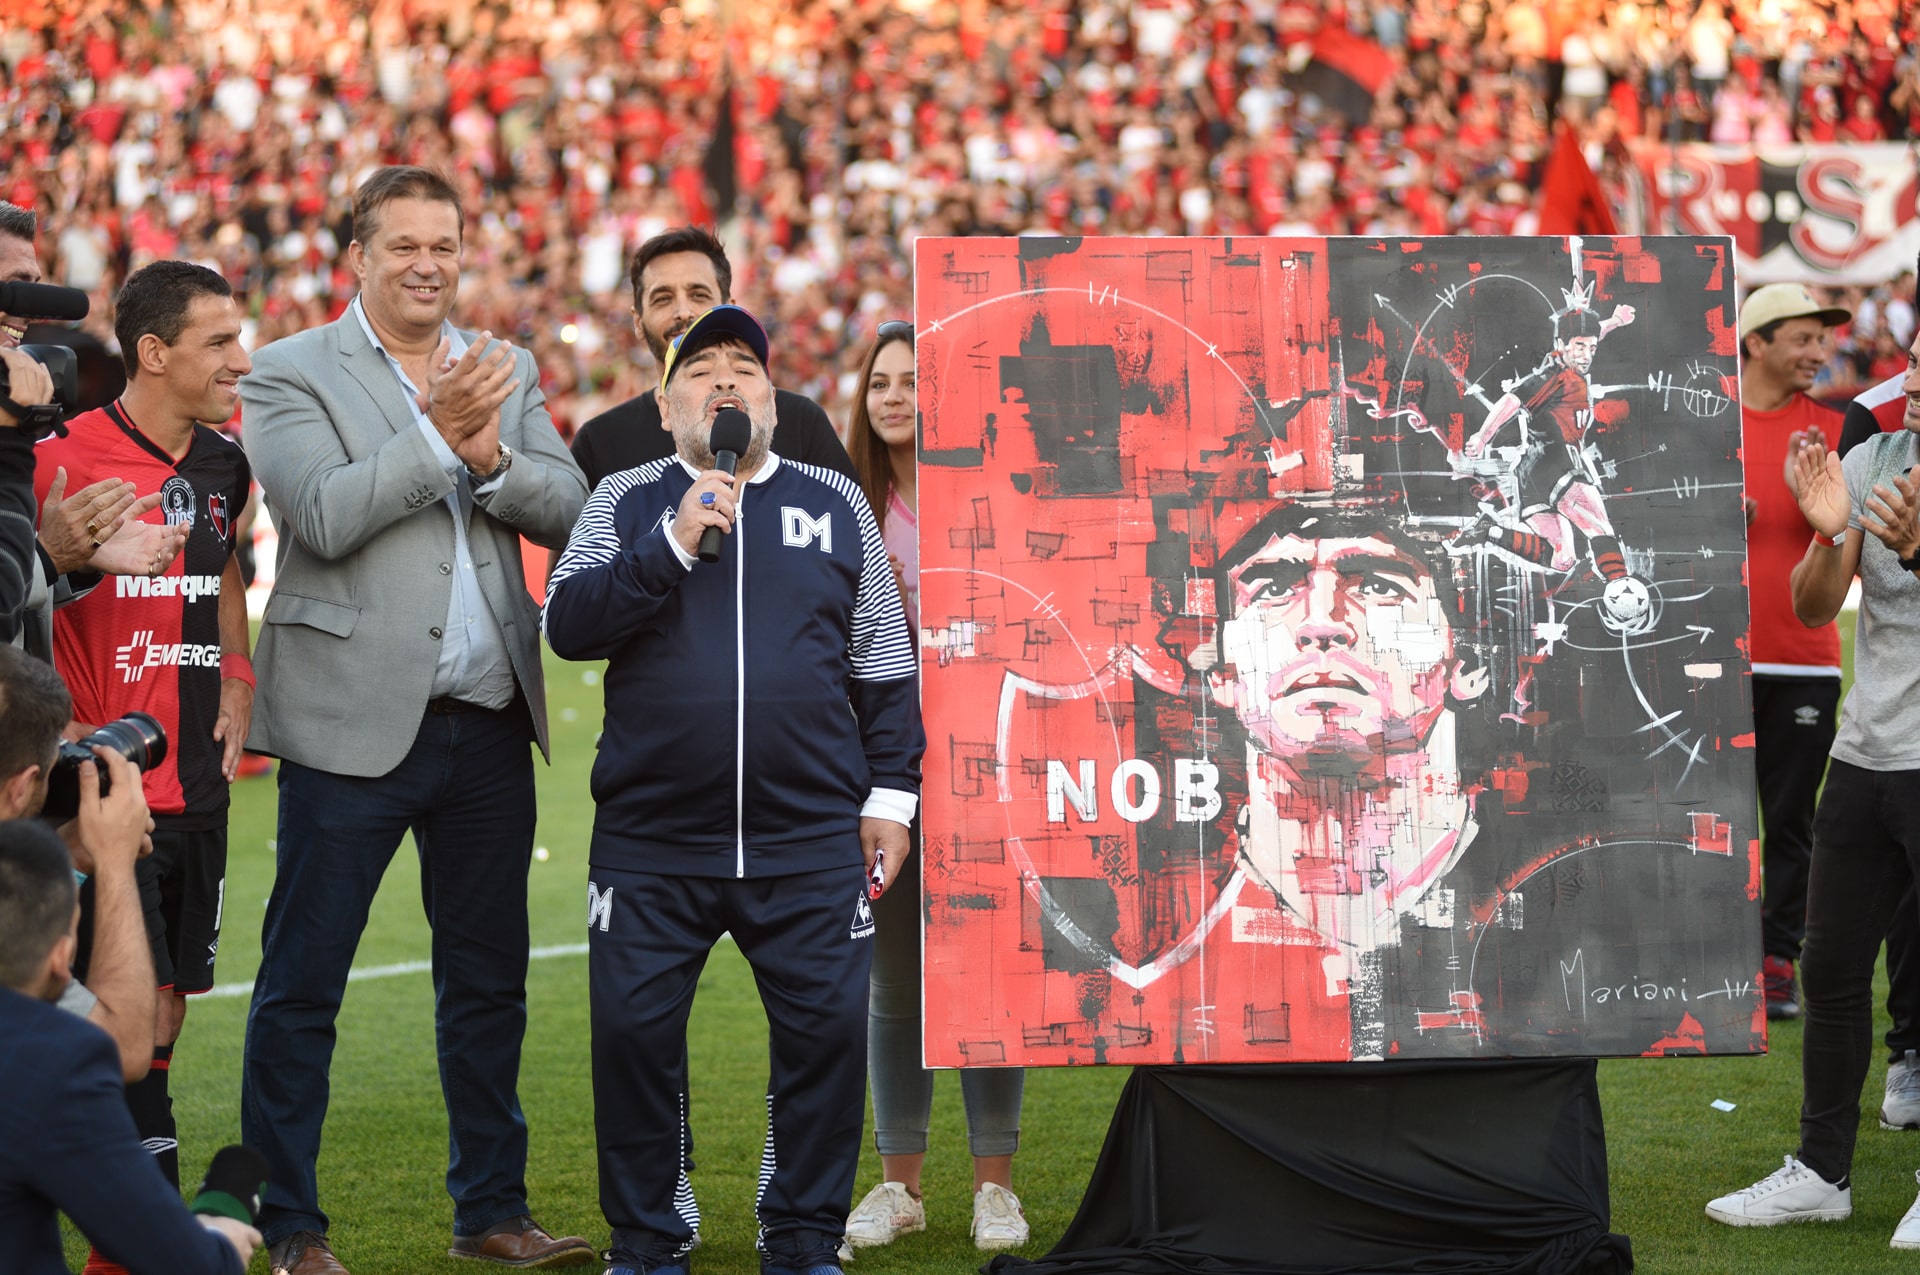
[990,1060,1632,1275]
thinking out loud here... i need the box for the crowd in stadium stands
[2,0,1918,426]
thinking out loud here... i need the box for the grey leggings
[869,838,1024,1158]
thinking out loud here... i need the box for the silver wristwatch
[470,443,513,484]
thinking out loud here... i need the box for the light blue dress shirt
[350,297,517,710]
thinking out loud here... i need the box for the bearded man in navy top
[544,305,924,1275]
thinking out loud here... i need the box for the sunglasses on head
[876,320,914,341]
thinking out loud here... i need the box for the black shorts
[136,825,229,995]
[1516,440,1580,516]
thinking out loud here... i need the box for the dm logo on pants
[850,889,875,940]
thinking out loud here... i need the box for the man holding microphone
[545,304,922,1275]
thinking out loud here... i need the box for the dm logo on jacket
[783,507,832,553]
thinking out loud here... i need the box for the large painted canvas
[915,235,1762,1066]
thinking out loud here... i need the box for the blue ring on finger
[701,492,716,508]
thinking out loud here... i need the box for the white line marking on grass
[202,942,591,1000]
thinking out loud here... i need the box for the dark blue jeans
[241,702,537,1244]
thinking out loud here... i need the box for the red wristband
[220,652,255,688]
[1812,530,1842,549]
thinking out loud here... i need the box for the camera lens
[83,711,168,772]
[38,711,169,821]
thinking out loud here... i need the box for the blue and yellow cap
[659,304,770,391]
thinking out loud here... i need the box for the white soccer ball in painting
[1602,576,1651,626]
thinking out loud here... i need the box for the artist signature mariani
[1557,947,1756,1013]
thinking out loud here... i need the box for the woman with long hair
[842,320,1030,1255]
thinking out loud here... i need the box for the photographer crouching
[0,645,159,1080]
[0,643,259,1273]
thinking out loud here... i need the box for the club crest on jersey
[160,476,197,528]
[850,888,875,940]
[207,491,231,540]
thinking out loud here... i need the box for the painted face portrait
[1560,335,1599,376]
[1209,530,1478,774]
[1203,522,1491,950]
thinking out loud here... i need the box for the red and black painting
[916,235,1761,1066]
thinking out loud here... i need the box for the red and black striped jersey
[34,403,250,826]
[1840,371,1910,456]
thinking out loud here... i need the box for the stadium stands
[2,0,1915,423]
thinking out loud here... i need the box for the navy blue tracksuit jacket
[543,450,923,873]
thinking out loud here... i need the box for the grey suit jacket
[242,310,587,777]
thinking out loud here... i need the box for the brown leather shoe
[269,1231,350,1275]
[448,1215,597,1268]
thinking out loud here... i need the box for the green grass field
[69,631,1920,1274]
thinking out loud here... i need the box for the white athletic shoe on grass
[844,1181,925,1248]
[1705,1156,1852,1226]
[972,1182,1030,1250]
[1893,1172,1920,1249]
[1885,1051,1920,1130]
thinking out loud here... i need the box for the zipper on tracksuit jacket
[734,493,747,878]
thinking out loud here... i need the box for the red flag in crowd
[1289,26,1395,124]
[1537,122,1618,236]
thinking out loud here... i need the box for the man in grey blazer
[238,167,591,1275]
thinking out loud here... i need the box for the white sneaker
[1705,1156,1852,1226]
[1893,1173,1920,1249]
[972,1182,1029,1251]
[1885,1051,1920,1130]
[844,1181,925,1248]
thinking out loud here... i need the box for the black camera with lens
[41,712,168,821]
[0,278,90,438]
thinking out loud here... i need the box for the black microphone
[697,407,754,564]
[188,1144,269,1227]
[0,280,90,322]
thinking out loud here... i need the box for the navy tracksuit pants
[588,862,876,1268]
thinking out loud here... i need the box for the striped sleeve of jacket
[543,458,681,660]
[793,460,923,814]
